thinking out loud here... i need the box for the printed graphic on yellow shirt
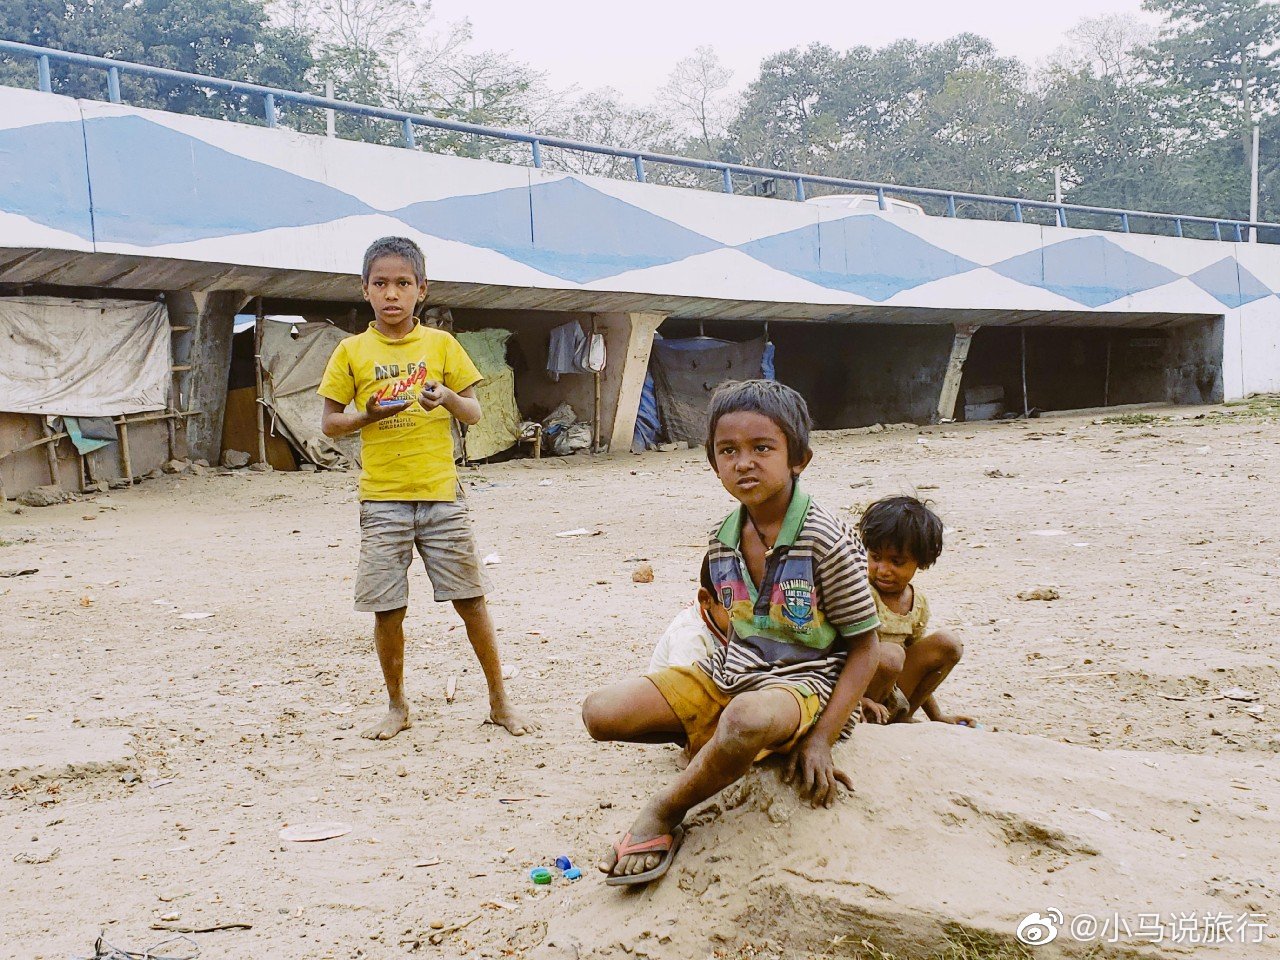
[317,322,482,502]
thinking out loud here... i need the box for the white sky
[427,0,1155,103]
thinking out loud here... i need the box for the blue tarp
[633,335,774,450]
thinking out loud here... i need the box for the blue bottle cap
[563,867,582,880]
[554,856,573,871]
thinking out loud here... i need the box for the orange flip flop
[604,825,685,886]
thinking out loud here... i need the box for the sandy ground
[2,400,1279,959]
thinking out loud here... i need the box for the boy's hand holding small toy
[417,381,450,412]
[365,393,411,420]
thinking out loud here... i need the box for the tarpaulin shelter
[646,335,770,446]
[456,328,521,461]
[258,320,359,469]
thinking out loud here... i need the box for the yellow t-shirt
[872,585,930,647]
[317,322,482,502]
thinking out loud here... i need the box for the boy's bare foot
[598,806,680,879]
[488,702,540,736]
[361,704,411,740]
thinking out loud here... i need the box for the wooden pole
[117,419,133,485]
[1021,328,1030,418]
[40,419,60,487]
[591,317,601,453]
[253,297,268,466]
[1103,331,1113,408]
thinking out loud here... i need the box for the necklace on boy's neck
[745,512,777,552]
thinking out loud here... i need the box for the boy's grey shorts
[355,500,488,611]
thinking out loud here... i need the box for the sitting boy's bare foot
[361,704,411,740]
[598,806,681,879]
[488,702,540,736]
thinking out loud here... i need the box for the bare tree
[658,45,734,155]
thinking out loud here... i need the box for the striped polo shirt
[698,484,880,705]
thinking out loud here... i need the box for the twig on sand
[149,922,251,934]
[1036,671,1119,680]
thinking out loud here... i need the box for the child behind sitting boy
[647,557,731,672]
[857,496,974,727]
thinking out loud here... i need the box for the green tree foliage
[0,0,312,121]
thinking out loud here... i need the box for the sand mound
[544,725,1280,959]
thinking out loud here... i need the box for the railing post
[1013,202,1024,223]
[1121,213,1130,233]
[1174,218,1184,239]
[1234,223,1244,242]
[720,168,732,193]
[1057,206,1068,228]
[876,187,887,210]
[634,155,645,182]
[264,92,277,128]
[37,54,51,92]
[1214,222,1222,241]
[402,117,415,148]
[795,177,806,201]
[946,195,957,218]
[531,140,542,168]
[107,66,121,103]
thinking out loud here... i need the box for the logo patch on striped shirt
[779,578,814,628]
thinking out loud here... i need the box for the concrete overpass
[3,66,1280,475]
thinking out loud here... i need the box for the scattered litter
[499,797,529,804]
[983,467,1015,478]
[0,568,37,578]
[445,675,458,703]
[555,528,600,538]
[148,778,175,790]
[1017,588,1060,601]
[13,846,60,864]
[1077,807,1113,822]
[501,664,520,681]
[482,553,502,566]
[328,704,353,716]
[149,923,250,934]
[564,867,583,880]
[152,600,175,606]
[425,914,480,946]
[1220,687,1260,702]
[529,867,553,884]
[279,822,352,843]
[1242,703,1266,718]
[631,563,654,584]
[177,612,214,620]
[1028,530,1067,537]
[78,932,200,960]
[486,899,518,911]
[555,856,574,871]
[1196,445,1212,454]
[1072,542,1090,548]
[414,858,441,868]
[538,479,554,487]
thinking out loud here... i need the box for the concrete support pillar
[606,311,665,454]
[934,323,979,423]
[167,290,250,464]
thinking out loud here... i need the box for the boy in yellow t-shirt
[318,236,536,741]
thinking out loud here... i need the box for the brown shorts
[646,665,820,759]
[354,500,487,611]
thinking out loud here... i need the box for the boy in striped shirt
[582,380,881,886]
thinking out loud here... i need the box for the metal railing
[2,38,1275,242]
